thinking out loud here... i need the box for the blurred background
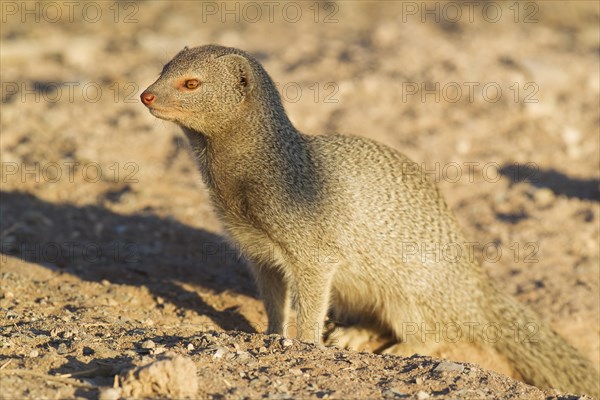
[1,1,598,397]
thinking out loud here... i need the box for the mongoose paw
[380,342,415,357]
[324,326,375,351]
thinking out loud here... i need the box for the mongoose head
[141,44,287,136]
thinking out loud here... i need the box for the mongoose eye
[184,79,200,90]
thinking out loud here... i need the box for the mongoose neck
[183,120,319,213]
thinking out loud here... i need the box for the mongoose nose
[140,91,156,105]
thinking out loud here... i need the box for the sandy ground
[1,1,599,398]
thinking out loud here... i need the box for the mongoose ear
[216,54,255,96]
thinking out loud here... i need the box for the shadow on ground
[500,164,600,201]
[0,190,256,332]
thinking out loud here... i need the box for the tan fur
[141,45,599,397]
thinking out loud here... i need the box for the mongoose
[141,45,599,397]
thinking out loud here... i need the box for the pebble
[213,347,229,359]
[83,346,95,356]
[416,390,430,399]
[141,339,156,349]
[152,346,166,355]
[187,343,195,351]
[281,339,293,347]
[56,343,69,354]
[433,360,465,374]
[119,354,198,398]
[235,351,251,362]
[98,387,122,400]
[29,349,39,358]
[533,188,555,208]
[382,388,406,398]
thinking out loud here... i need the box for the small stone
[235,351,251,362]
[382,388,406,398]
[213,347,228,359]
[187,343,194,351]
[258,346,268,353]
[83,346,95,356]
[101,279,110,286]
[119,354,197,398]
[416,391,430,399]
[281,339,293,347]
[533,188,555,208]
[141,340,156,349]
[29,349,39,358]
[98,387,122,400]
[57,343,69,354]
[433,361,465,374]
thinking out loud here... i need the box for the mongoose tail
[487,287,599,397]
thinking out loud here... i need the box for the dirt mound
[114,353,197,399]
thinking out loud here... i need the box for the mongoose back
[141,45,599,397]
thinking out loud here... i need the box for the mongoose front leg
[251,264,290,335]
[292,267,333,344]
